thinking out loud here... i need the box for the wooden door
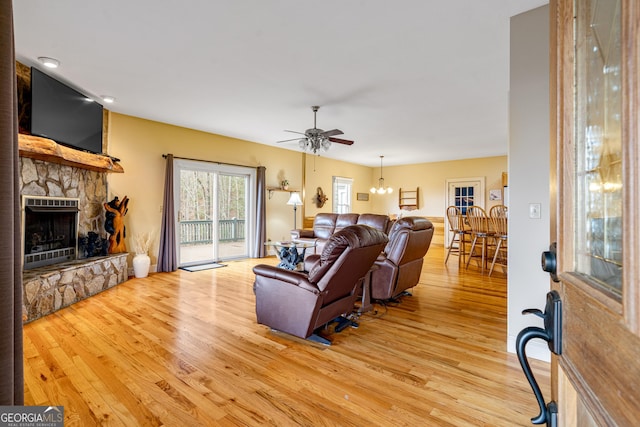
[551,0,640,425]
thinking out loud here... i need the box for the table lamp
[286,192,303,229]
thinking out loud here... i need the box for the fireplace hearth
[22,196,79,269]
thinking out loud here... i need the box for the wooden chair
[465,206,495,274]
[488,205,508,276]
[445,206,469,265]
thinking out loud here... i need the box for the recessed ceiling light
[102,96,115,104]
[37,57,60,69]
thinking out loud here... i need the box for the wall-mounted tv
[30,67,104,154]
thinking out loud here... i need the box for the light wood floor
[23,248,549,426]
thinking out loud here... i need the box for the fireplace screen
[23,197,79,269]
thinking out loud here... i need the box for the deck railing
[180,219,245,244]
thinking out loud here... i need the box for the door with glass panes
[445,178,484,248]
[174,159,255,266]
[549,0,640,424]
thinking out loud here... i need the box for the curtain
[157,154,177,271]
[252,166,266,258]
[0,0,24,404]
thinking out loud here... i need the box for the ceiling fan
[278,106,354,154]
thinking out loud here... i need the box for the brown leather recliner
[370,217,434,301]
[253,224,388,345]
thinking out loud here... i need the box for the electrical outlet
[529,203,541,219]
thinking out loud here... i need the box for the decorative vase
[133,253,151,278]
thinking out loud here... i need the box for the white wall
[508,5,551,361]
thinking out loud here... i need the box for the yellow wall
[107,112,505,266]
[107,112,304,264]
[368,156,508,217]
[302,154,374,218]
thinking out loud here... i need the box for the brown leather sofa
[291,213,392,258]
[370,216,434,301]
[253,224,388,345]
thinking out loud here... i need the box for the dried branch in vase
[132,230,155,255]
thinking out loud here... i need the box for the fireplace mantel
[19,134,124,173]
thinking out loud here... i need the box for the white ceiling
[12,0,547,167]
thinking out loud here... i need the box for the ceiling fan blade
[284,129,307,136]
[328,137,354,145]
[277,137,306,143]
[321,129,343,137]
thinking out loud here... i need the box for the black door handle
[516,290,562,426]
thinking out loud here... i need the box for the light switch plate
[529,203,541,219]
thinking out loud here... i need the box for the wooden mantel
[18,134,124,173]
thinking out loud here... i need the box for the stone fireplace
[19,140,128,323]
[22,195,79,269]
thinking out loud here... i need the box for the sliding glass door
[174,159,255,266]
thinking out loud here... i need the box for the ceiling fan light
[387,187,393,194]
[370,187,377,193]
[321,139,331,151]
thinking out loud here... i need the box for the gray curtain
[0,0,24,405]
[157,154,177,271]
[253,166,266,258]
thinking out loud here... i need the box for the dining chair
[465,206,495,274]
[445,206,469,265]
[488,205,508,276]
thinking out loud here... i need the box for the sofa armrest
[253,264,307,284]
[291,229,315,239]
[253,264,320,293]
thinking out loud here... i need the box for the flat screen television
[30,67,103,154]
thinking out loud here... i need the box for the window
[332,177,353,213]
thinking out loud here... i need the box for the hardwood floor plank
[23,248,549,426]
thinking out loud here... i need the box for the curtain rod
[162,154,257,169]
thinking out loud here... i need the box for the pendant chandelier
[370,155,393,194]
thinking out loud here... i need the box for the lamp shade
[286,192,303,206]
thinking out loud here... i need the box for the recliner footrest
[332,316,359,332]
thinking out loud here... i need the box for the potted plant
[132,230,154,278]
[281,180,290,190]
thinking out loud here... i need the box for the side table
[265,240,316,270]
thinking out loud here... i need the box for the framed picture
[489,189,502,201]
[357,192,369,201]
